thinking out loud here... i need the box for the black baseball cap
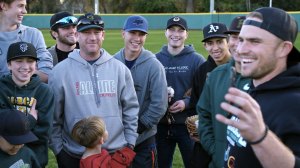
[0,109,38,145]
[224,16,246,34]
[7,42,38,62]
[202,23,228,42]
[77,13,104,32]
[50,11,77,30]
[244,7,299,61]
[166,16,188,30]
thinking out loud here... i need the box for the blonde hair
[71,116,106,148]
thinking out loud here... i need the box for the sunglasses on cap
[51,16,78,29]
[77,17,104,28]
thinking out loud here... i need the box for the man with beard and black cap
[48,11,78,65]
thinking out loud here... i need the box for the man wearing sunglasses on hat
[0,0,53,83]
[49,13,139,168]
[48,11,78,66]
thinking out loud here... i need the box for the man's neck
[124,49,141,61]
[167,45,184,56]
[56,42,76,52]
[82,145,102,159]
[0,20,18,32]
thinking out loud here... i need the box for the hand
[30,98,38,120]
[169,100,185,113]
[215,87,266,143]
[190,134,200,142]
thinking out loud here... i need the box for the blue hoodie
[156,45,205,124]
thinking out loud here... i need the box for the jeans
[132,135,158,168]
[156,124,194,168]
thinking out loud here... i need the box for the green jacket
[0,74,54,167]
[0,146,41,168]
[197,59,251,168]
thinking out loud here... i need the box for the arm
[216,88,297,168]
[121,68,139,145]
[27,84,55,167]
[197,81,215,155]
[48,71,64,155]
[33,29,53,83]
[138,64,168,133]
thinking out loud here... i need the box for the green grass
[42,29,209,56]
[43,29,300,168]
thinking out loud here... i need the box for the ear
[7,62,12,70]
[101,30,105,41]
[51,30,58,39]
[99,137,105,145]
[0,2,8,11]
[277,41,293,59]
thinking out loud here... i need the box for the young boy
[0,41,55,167]
[0,109,41,168]
[71,116,136,168]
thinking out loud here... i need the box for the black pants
[190,142,211,168]
[55,149,80,168]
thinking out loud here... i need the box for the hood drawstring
[88,64,101,108]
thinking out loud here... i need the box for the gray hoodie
[49,49,139,156]
[0,24,53,76]
[114,48,168,145]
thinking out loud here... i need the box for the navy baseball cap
[0,109,38,145]
[224,16,246,34]
[202,23,228,42]
[244,7,299,61]
[7,42,38,62]
[123,15,148,34]
[166,16,188,30]
[77,13,104,32]
[50,11,77,30]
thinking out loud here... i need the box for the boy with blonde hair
[72,116,136,168]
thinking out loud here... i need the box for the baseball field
[42,29,300,168]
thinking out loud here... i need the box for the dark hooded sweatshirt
[0,74,54,167]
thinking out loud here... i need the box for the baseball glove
[185,115,199,136]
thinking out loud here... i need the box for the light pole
[95,0,99,14]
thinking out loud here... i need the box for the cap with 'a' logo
[123,15,148,34]
[7,42,38,62]
[202,23,228,42]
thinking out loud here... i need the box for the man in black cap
[189,22,232,168]
[156,16,205,168]
[0,41,55,167]
[216,7,300,167]
[48,11,78,66]
[0,109,40,168]
[49,13,139,168]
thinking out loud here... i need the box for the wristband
[247,125,269,145]
[126,143,135,150]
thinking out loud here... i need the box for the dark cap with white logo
[202,23,228,42]
[7,42,38,62]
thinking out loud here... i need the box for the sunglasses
[51,16,78,29]
[77,17,104,28]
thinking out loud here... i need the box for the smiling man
[114,15,168,168]
[0,0,53,82]
[215,7,300,168]
[49,13,139,168]
[48,11,78,66]
[156,16,205,168]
